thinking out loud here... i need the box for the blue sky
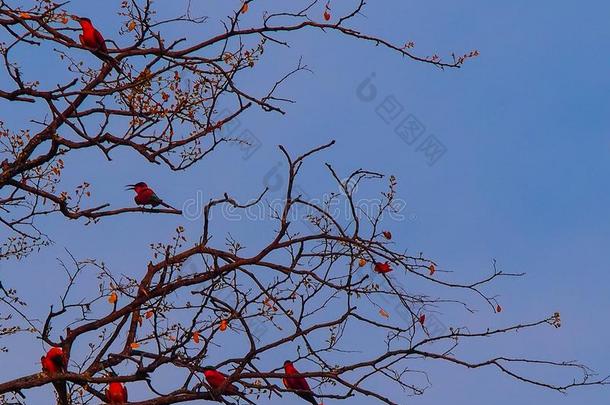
[1,1,609,404]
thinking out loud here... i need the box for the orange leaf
[323,10,331,21]
[241,2,249,13]
[379,309,390,319]
[382,230,392,240]
[145,310,154,319]
[19,12,31,19]
[358,258,366,267]
[219,319,228,331]
[128,20,136,31]
[130,342,140,349]
[108,292,118,304]
[192,331,200,344]
[428,264,436,276]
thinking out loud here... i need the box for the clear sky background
[1,1,609,404]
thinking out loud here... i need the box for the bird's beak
[125,184,135,191]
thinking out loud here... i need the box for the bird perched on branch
[41,347,69,405]
[105,379,128,404]
[72,16,122,74]
[126,182,176,210]
[374,261,392,274]
[202,367,240,396]
[283,360,319,405]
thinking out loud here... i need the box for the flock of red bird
[41,347,321,404]
[71,14,171,210]
[39,14,424,405]
[39,17,322,404]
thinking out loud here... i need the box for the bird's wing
[295,376,311,391]
[123,384,128,402]
[79,34,86,46]
[206,372,223,388]
[227,382,240,395]
[51,354,65,372]
[93,29,108,52]
[150,193,164,206]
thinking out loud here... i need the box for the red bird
[283,360,318,405]
[76,17,108,52]
[106,381,128,404]
[74,16,122,73]
[419,314,426,325]
[374,262,392,274]
[126,182,176,209]
[202,367,240,396]
[41,347,69,405]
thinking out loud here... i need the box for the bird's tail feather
[239,394,257,405]
[94,51,124,76]
[104,55,124,76]
[298,392,318,405]
[160,201,178,211]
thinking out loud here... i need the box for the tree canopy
[0,1,606,405]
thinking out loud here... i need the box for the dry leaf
[130,342,140,349]
[128,20,136,31]
[429,264,436,276]
[382,230,392,240]
[358,258,366,267]
[323,10,331,21]
[108,292,118,304]
[219,319,228,331]
[241,2,249,13]
[419,314,426,325]
[496,304,502,313]
[19,12,31,19]
[379,309,390,318]
[145,310,154,319]
[192,331,200,344]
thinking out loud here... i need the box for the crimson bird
[106,380,128,404]
[283,360,318,405]
[419,314,426,325]
[374,262,392,274]
[126,182,176,209]
[75,17,107,52]
[73,16,122,73]
[202,367,240,396]
[41,347,69,405]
